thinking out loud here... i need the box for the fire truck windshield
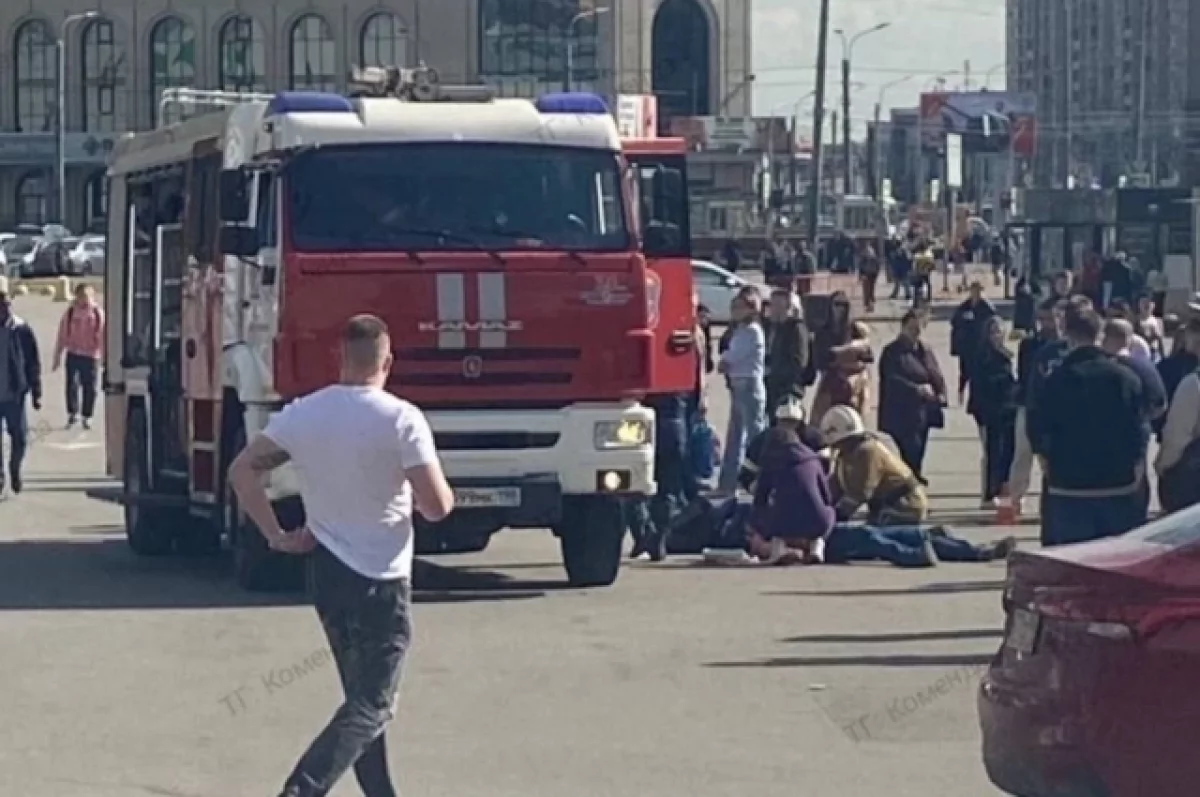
[287,143,631,254]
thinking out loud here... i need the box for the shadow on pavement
[706,652,995,669]
[783,628,1001,644]
[0,533,567,610]
[765,579,1004,598]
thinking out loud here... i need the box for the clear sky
[752,0,1006,137]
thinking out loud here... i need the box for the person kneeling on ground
[744,399,835,565]
[815,405,1015,567]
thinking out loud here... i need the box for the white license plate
[453,487,522,509]
[1005,608,1041,656]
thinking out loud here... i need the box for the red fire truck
[100,67,694,591]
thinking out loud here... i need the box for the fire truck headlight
[594,419,651,450]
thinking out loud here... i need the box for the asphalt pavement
[0,291,1019,797]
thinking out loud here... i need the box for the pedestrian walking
[1029,304,1147,547]
[859,243,881,313]
[965,317,1018,508]
[1155,320,1200,511]
[229,314,454,797]
[877,309,947,482]
[716,292,767,493]
[1008,299,1062,515]
[52,283,104,429]
[0,285,42,496]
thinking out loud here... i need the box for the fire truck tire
[223,426,304,593]
[123,406,174,557]
[557,496,626,588]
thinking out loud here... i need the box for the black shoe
[987,536,1018,562]
[629,536,647,559]
[66,415,77,429]
[82,418,92,430]
[10,471,22,495]
[648,530,668,563]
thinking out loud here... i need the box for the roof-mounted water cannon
[348,64,495,103]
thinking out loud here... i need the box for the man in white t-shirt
[229,314,454,797]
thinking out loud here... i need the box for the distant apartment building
[1006,0,1200,187]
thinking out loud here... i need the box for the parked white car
[691,260,768,325]
[68,236,105,274]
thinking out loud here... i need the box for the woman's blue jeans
[718,377,766,492]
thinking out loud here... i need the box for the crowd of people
[631,255,1200,567]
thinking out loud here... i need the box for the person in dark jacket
[1029,303,1146,546]
[739,398,826,494]
[1011,277,1036,334]
[950,282,997,403]
[0,287,43,495]
[876,309,947,482]
[747,423,835,565]
[1155,318,1199,442]
[762,288,811,414]
[966,317,1018,506]
[1009,299,1063,513]
[1100,252,1135,310]
[889,241,912,300]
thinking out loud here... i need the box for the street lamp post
[833,22,890,195]
[57,11,98,226]
[564,7,610,92]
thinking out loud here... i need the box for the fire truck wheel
[224,427,304,592]
[557,496,626,588]
[123,406,174,556]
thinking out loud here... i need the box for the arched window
[14,20,56,133]
[16,172,49,226]
[289,14,337,91]
[85,170,108,231]
[360,12,407,68]
[218,15,267,92]
[478,1,602,97]
[81,18,125,132]
[150,16,197,125]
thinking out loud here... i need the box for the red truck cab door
[625,140,696,395]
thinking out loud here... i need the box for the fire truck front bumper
[262,402,657,510]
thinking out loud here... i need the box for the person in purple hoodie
[748,399,835,565]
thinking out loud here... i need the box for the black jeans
[892,427,930,480]
[280,546,412,797]
[0,399,28,478]
[980,417,1016,501]
[65,353,99,419]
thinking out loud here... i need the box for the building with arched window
[0,0,751,231]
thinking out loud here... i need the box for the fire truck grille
[392,347,579,388]
[433,432,560,451]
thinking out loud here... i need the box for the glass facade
[361,12,408,68]
[14,20,56,133]
[290,14,337,91]
[219,15,267,93]
[150,17,197,125]
[81,18,124,133]
[479,0,602,96]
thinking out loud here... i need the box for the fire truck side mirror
[219,169,252,223]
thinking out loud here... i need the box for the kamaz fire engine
[100,66,694,591]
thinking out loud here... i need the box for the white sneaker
[806,537,826,564]
[763,537,790,565]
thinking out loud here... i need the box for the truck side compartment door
[628,152,696,395]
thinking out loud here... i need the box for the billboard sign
[615,94,658,139]
[919,91,1037,157]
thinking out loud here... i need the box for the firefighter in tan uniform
[819,405,929,526]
